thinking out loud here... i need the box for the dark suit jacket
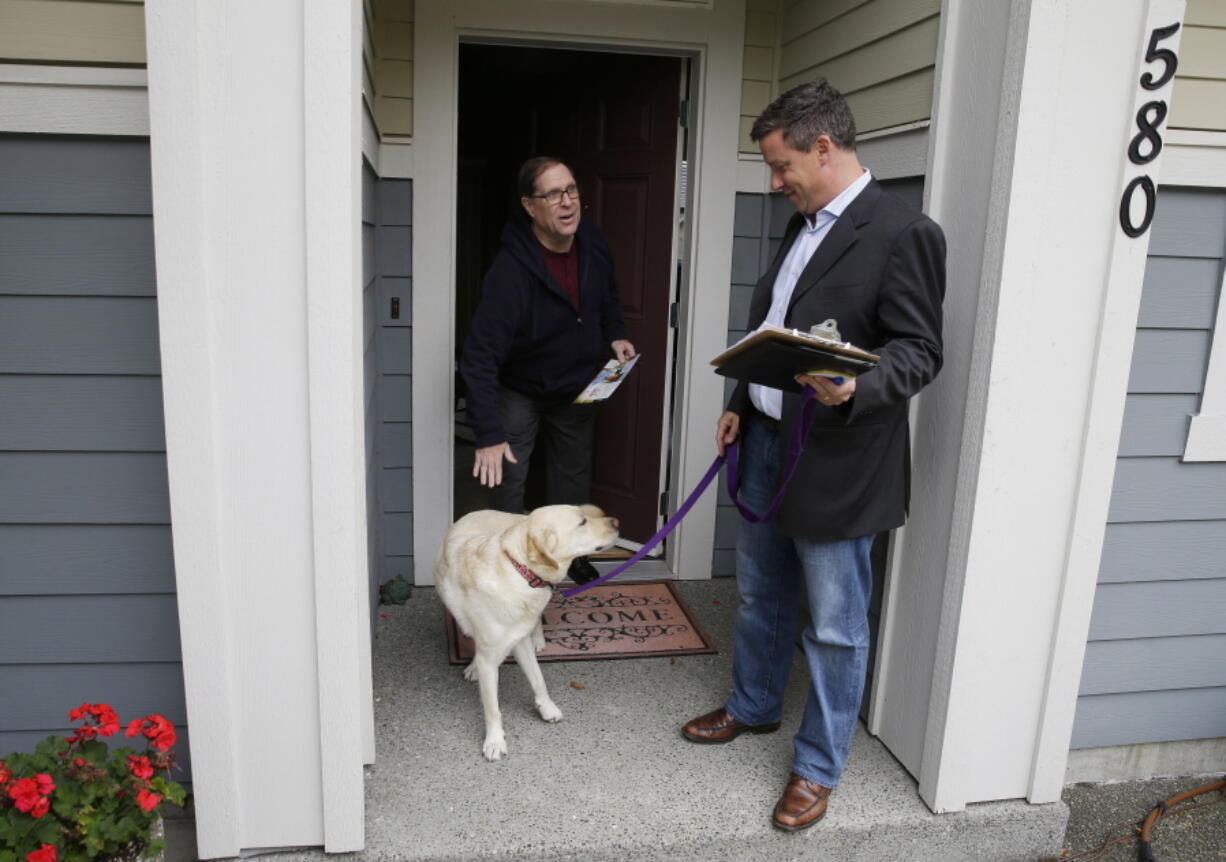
[727,178,945,541]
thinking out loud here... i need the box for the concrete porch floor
[264,578,1067,861]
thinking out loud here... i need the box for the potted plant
[1,703,186,862]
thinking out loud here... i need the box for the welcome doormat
[444,579,718,663]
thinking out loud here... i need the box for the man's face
[522,163,581,247]
[759,128,832,215]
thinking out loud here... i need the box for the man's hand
[796,374,857,406]
[473,442,518,488]
[611,339,636,363]
[715,411,740,457]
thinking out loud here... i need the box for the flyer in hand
[574,355,640,403]
[711,323,878,392]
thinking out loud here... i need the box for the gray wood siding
[1074,187,1226,749]
[363,160,382,623]
[0,135,186,776]
[372,177,414,584]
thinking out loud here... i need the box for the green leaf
[146,837,166,855]
[34,817,61,845]
[34,735,68,759]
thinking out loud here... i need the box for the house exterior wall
[739,0,779,152]
[0,134,189,778]
[1171,0,1225,132]
[0,0,145,65]
[778,0,940,134]
[1073,186,1226,749]
[373,177,415,584]
[367,0,414,138]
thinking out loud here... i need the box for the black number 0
[1120,175,1156,238]
[1140,22,1180,90]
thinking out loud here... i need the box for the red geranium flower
[126,715,176,752]
[136,789,162,812]
[67,703,120,741]
[29,795,51,818]
[26,844,56,862]
[8,774,55,818]
[127,755,154,781]
[0,760,10,785]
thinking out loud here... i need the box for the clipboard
[711,324,878,392]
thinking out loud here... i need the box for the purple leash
[561,387,819,598]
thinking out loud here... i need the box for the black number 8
[1141,22,1180,90]
[1128,101,1168,165]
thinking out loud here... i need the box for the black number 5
[1141,22,1180,90]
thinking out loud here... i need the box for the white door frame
[412,0,745,585]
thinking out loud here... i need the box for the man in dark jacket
[460,157,634,513]
[681,80,945,831]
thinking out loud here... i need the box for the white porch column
[146,0,369,855]
[876,0,1185,811]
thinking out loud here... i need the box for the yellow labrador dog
[435,503,619,761]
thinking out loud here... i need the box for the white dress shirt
[749,168,873,419]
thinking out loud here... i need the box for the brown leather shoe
[680,707,781,744]
[772,773,831,832]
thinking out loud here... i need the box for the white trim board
[1163,130,1226,187]
[304,0,370,849]
[1184,262,1226,461]
[0,64,149,135]
[412,0,745,587]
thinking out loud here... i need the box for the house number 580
[1119,22,1180,238]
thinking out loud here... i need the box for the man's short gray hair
[750,78,856,152]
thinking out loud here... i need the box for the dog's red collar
[504,550,550,589]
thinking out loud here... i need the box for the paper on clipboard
[711,324,878,392]
[574,355,640,403]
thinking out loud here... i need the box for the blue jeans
[724,414,875,789]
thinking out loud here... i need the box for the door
[456,45,682,542]
[532,53,681,542]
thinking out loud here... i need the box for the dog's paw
[537,700,563,723]
[482,733,508,762]
[532,631,547,652]
[463,662,478,682]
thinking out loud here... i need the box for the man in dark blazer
[681,79,945,831]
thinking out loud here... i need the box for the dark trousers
[491,386,597,514]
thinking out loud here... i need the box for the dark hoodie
[460,210,627,448]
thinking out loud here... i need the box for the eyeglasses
[529,184,580,206]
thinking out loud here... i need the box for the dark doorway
[454,44,684,543]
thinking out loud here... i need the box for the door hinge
[679,99,689,128]
[660,491,669,517]
[669,301,679,329]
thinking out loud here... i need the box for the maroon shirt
[540,242,580,310]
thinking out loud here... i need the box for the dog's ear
[527,527,559,572]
